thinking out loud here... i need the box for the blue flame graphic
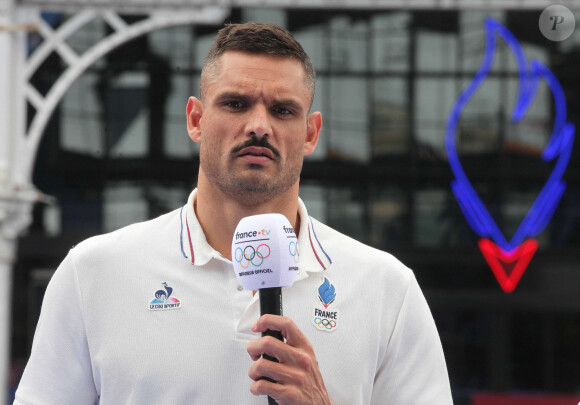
[318,278,336,307]
[445,18,575,251]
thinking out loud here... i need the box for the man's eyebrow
[215,92,305,112]
[273,99,303,111]
[214,92,248,101]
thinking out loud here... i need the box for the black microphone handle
[259,287,283,405]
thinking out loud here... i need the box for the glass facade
[12,7,580,404]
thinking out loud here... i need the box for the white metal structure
[0,2,228,402]
[1,0,580,403]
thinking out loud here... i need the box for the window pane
[299,184,327,223]
[106,73,149,158]
[327,187,366,243]
[149,26,194,71]
[459,10,506,73]
[369,186,408,247]
[371,12,410,73]
[103,182,147,232]
[61,72,104,156]
[372,78,409,156]
[328,78,369,162]
[294,25,328,72]
[416,31,457,73]
[456,76,501,154]
[306,77,327,161]
[329,18,368,73]
[415,78,456,154]
[164,75,200,158]
[414,188,449,247]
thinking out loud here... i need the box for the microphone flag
[232,213,299,290]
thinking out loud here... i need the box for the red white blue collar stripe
[179,202,330,272]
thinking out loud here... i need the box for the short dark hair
[201,22,315,103]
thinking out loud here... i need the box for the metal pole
[0,0,14,187]
[0,186,39,405]
[0,0,16,400]
[0,238,16,405]
[0,1,36,403]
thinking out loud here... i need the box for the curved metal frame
[20,5,229,184]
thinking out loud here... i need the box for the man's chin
[222,177,289,205]
[229,170,272,188]
[231,181,272,195]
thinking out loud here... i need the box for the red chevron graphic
[478,238,539,293]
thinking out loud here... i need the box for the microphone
[232,213,300,405]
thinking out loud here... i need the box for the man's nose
[245,105,272,138]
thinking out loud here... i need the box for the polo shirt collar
[179,189,333,277]
[178,189,216,266]
[295,198,333,277]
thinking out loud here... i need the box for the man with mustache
[14,22,453,404]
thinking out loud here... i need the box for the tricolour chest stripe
[179,206,188,259]
[309,217,332,267]
[308,224,326,270]
[185,215,195,265]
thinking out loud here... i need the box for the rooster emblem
[151,282,179,304]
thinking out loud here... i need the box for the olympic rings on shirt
[289,241,299,263]
[313,317,337,330]
[234,244,271,268]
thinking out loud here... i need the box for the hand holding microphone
[232,214,299,404]
[232,214,332,405]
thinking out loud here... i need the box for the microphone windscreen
[232,213,299,290]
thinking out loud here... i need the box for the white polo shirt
[15,189,452,405]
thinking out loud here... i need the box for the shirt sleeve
[370,274,453,405]
[14,251,98,405]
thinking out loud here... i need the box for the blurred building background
[5,1,580,404]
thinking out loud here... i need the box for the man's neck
[194,176,301,261]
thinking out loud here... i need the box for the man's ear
[186,97,203,143]
[304,111,322,156]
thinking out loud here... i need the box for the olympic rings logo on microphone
[289,241,299,263]
[313,317,337,330]
[234,244,271,268]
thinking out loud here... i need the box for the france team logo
[312,278,339,332]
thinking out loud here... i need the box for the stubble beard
[200,150,303,207]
